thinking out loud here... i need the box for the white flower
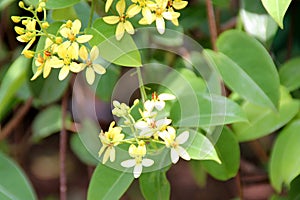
[135,118,172,137]
[144,92,176,111]
[159,127,190,164]
[121,141,154,178]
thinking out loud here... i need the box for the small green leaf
[52,6,77,21]
[201,127,240,180]
[270,120,300,192]
[87,18,142,67]
[0,152,37,200]
[46,0,80,9]
[279,57,300,92]
[217,30,280,110]
[261,0,292,29]
[139,169,170,200]
[288,175,300,200]
[0,56,30,121]
[70,134,98,166]
[186,129,221,163]
[170,93,247,127]
[233,87,299,142]
[87,164,134,200]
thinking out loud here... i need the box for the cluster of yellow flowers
[98,92,190,178]
[11,1,106,84]
[103,0,188,40]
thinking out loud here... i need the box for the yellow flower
[56,44,84,80]
[16,19,37,55]
[128,0,154,24]
[139,0,180,34]
[105,0,114,12]
[79,46,106,85]
[168,0,188,10]
[98,122,125,164]
[103,0,136,40]
[59,19,93,60]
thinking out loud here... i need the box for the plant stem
[205,0,218,51]
[60,90,69,200]
[88,0,96,28]
[136,67,147,103]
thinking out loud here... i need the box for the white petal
[144,100,154,112]
[156,16,165,34]
[158,93,176,100]
[142,158,154,167]
[110,147,116,162]
[170,148,179,164]
[139,128,154,137]
[86,67,95,85]
[176,131,189,144]
[154,100,165,110]
[121,159,136,168]
[135,121,149,129]
[176,146,190,161]
[133,164,142,178]
[156,118,172,127]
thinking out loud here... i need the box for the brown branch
[0,98,33,141]
[60,90,69,200]
[205,0,218,51]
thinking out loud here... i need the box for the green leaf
[270,120,300,192]
[233,87,299,142]
[0,56,30,121]
[87,164,134,200]
[261,0,292,29]
[170,93,247,127]
[212,0,230,7]
[186,129,221,163]
[87,18,142,67]
[240,0,278,43]
[0,152,37,200]
[217,30,280,110]
[139,169,170,200]
[0,0,15,10]
[201,127,240,180]
[188,161,207,187]
[31,105,66,142]
[52,6,77,21]
[70,134,98,166]
[279,57,300,92]
[46,0,80,9]
[288,175,300,200]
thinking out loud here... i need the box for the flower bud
[36,6,43,12]
[11,16,21,23]
[22,19,28,25]
[66,20,72,28]
[14,26,25,34]
[41,22,49,29]
[55,37,63,44]
[133,99,139,106]
[18,1,24,8]
[23,50,35,58]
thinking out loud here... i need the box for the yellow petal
[124,21,134,35]
[90,46,99,61]
[69,42,79,60]
[76,35,93,43]
[116,22,125,40]
[116,0,125,16]
[72,19,81,35]
[127,4,141,18]
[59,65,70,80]
[138,17,148,25]
[156,16,165,34]
[31,67,43,80]
[45,38,53,49]
[162,11,180,20]
[173,1,188,10]
[105,0,113,12]
[103,16,120,24]
[172,18,179,26]
[142,7,154,24]
[60,27,70,38]
[43,61,51,78]
[23,50,35,58]
[70,62,82,73]
[50,57,64,68]
[86,67,95,85]
[79,45,88,60]
[93,64,106,74]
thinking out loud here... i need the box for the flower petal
[59,65,69,80]
[98,145,107,157]
[43,61,51,78]
[49,57,64,68]
[93,64,106,74]
[110,147,116,162]
[70,62,82,73]
[142,158,154,167]
[79,45,88,60]
[142,7,154,24]
[76,35,93,43]
[31,67,42,81]
[173,1,188,10]
[124,21,135,35]
[116,22,125,40]
[176,131,189,144]
[158,93,176,100]
[90,46,99,61]
[127,4,141,18]
[156,118,172,127]
[156,16,165,34]
[72,19,81,35]
[116,0,125,16]
[86,67,95,85]
[144,100,154,111]
[121,159,136,168]
[154,100,165,110]
[133,164,142,178]
[105,0,113,12]
[103,16,120,24]
[135,121,149,129]
[103,147,111,164]
[176,146,190,161]
[170,148,179,164]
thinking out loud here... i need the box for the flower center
[156,8,163,16]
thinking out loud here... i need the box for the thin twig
[249,140,269,163]
[60,90,69,200]
[236,170,243,199]
[0,98,33,141]
[205,0,218,51]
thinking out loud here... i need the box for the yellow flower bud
[133,99,139,105]
[18,1,24,8]
[41,22,49,29]
[36,6,43,12]
[23,50,35,58]
[22,19,28,25]
[14,26,25,34]
[11,16,21,23]
[55,37,63,44]
[66,20,72,28]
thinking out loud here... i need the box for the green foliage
[279,57,300,92]
[0,152,37,200]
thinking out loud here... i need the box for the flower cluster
[103,0,188,40]
[11,1,106,85]
[98,92,190,178]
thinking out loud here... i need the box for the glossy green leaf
[52,6,77,21]
[26,0,81,9]
[139,169,170,200]
[261,0,292,29]
[288,175,300,200]
[212,0,230,7]
[87,18,142,67]
[0,56,30,121]
[0,152,37,200]
[201,127,240,180]
[186,129,221,163]
[270,120,300,192]
[170,93,247,127]
[87,164,134,200]
[217,30,280,110]
[0,0,15,10]
[31,105,68,142]
[70,134,98,166]
[279,57,300,92]
[233,87,299,142]
[240,0,278,42]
